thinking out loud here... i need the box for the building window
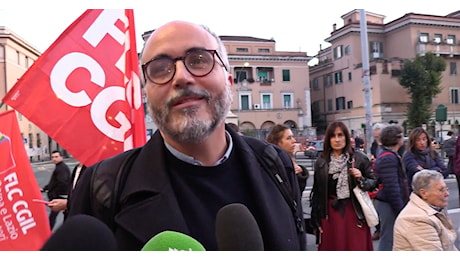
[261,94,272,109]
[16,51,20,65]
[451,88,459,104]
[334,71,343,84]
[348,72,352,81]
[450,62,457,75]
[312,78,319,90]
[240,93,251,110]
[36,133,41,148]
[282,93,293,109]
[324,74,333,87]
[282,70,290,81]
[258,48,270,53]
[344,45,350,55]
[236,48,248,52]
[370,41,383,58]
[327,99,333,112]
[347,100,353,109]
[419,33,429,43]
[434,34,442,44]
[333,45,343,59]
[391,70,401,77]
[28,133,33,149]
[447,35,456,45]
[336,97,345,110]
[235,70,248,83]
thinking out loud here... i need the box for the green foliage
[399,52,446,129]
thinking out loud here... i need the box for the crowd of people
[38,19,458,251]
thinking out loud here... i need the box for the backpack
[369,151,393,199]
[89,137,304,233]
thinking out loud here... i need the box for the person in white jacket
[393,169,458,251]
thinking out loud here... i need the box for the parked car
[304,140,324,158]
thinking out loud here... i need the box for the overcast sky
[0,0,456,57]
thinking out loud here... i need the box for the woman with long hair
[266,124,309,192]
[310,121,377,250]
[403,127,447,193]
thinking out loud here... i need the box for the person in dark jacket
[266,124,309,192]
[373,125,409,251]
[442,130,456,175]
[310,121,377,250]
[403,127,447,193]
[453,133,460,203]
[41,150,71,230]
[68,21,306,251]
[47,162,86,221]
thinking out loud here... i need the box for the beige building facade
[310,10,460,138]
[0,26,57,161]
[221,36,313,139]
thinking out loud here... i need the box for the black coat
[43,161,71,200]
[69,128,306,251]
[310,150,377,228]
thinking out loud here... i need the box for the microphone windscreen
[141,231,206,251]
[215,203,264,251]
[40,214,117,251]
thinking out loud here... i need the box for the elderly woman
[310,121,377,250]
[266,124,308,192]
[393,170,458,251]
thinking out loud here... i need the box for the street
[32,155,460,250]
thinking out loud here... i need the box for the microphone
[40,214,117,251]
[215,203,264,251]
[141,231,206,251]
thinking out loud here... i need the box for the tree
[399,52,446,129]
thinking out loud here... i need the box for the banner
[0,110,51,250]
[2,9,146,166]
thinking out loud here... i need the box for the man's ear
[227,74,233,86]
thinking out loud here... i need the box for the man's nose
[171,60,194,86]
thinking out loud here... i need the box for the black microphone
[40,214,117,251]
[215,203,264,251]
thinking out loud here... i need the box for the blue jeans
[374,200,397,251]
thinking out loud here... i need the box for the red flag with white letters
[0,110,52,250]
[2,9,146,166]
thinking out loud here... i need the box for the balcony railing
[417,42,460,57]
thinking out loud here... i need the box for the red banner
[2,9,146,166]
[0,110,51,250]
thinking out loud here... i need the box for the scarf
[329,153,350,199]
[413,148,431,169]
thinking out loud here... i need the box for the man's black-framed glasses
[142,49,228,85]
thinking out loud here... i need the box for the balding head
[141,21,228,69]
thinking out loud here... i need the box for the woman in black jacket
[310,121,377,250]
[266,124,309,192]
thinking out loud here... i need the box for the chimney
[333,23,337,31]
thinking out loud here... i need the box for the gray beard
[149,85,232,144]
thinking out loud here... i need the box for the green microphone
[141,231,206,251]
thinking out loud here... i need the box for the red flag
[2,9,146,166]
[0,110,52,250]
